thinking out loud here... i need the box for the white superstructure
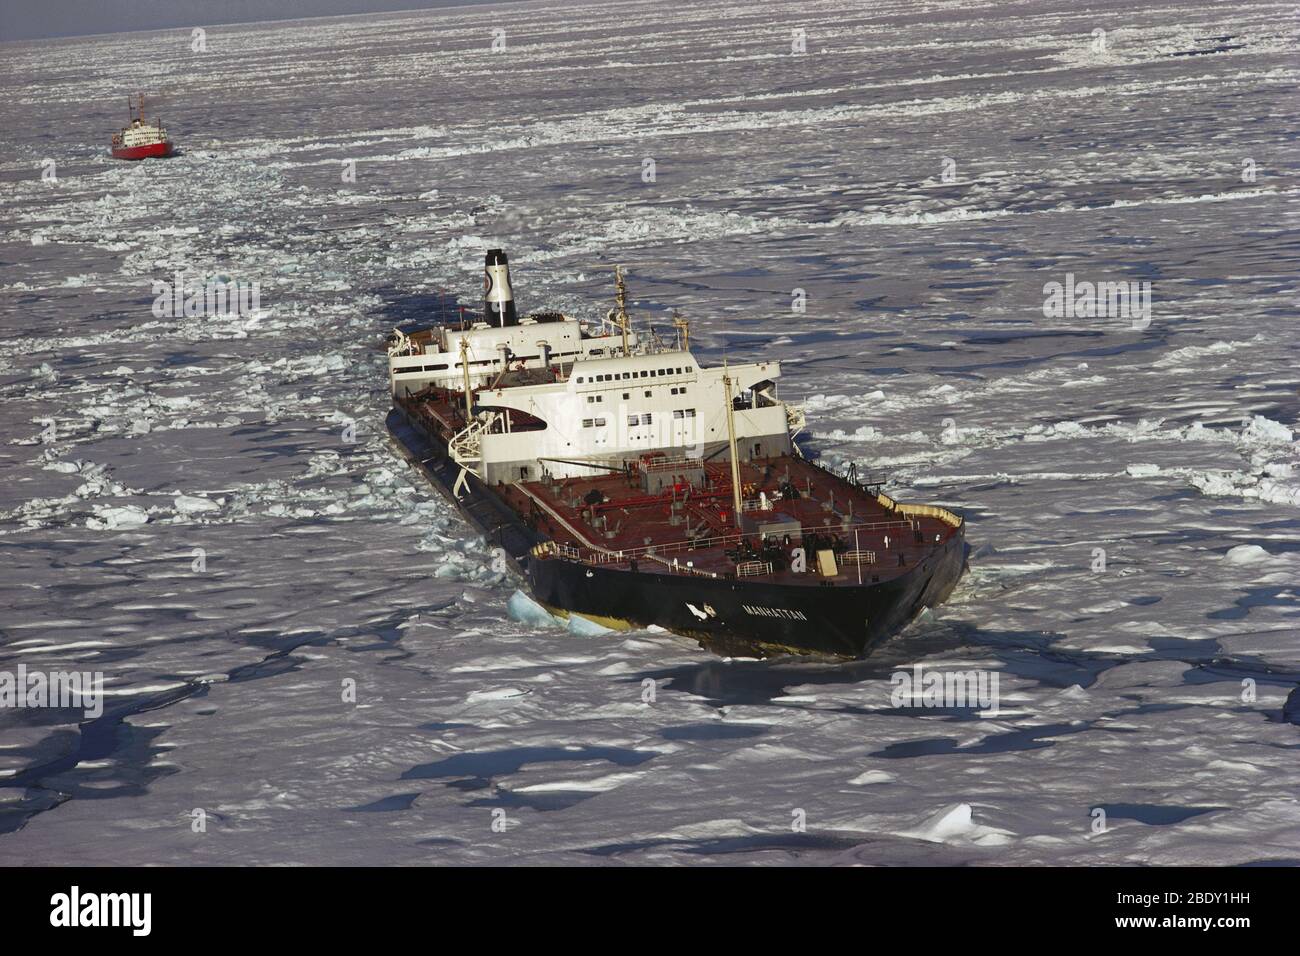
[390,251,806,488]
[469,350,796,483]
[112,94,169,149]
[119,121,168,148]
[388,250,638,398]
[388,313,635,397]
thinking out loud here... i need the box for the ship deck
[499,454,962,587]
[394,388,963,588]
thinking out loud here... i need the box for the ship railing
[650,518,915,559]
[530,541,584,561]
[735,560,773,578]
[540,541,719,578]
[534,517,918,569]
[841,550,877,565]
[786,404,807,439]
[842,462,889,488]
[644,553,721,577]
[639,454,705,472]
[449,414,495,468]
[588,548,716,577]
[876,493,964,529]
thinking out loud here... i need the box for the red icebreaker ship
[110,94,173,161]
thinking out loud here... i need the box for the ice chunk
[567,612,615,636]
[174,494,220,515]
[904,802,1014,846]
[1224,545,1271,565]
[505,589,563,629]
[1241,415,1293,445]
[86,505,149,530]
[848,770,895,785]
[465,687,529,703]
[913,803,975,841]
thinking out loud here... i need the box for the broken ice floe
[85,504,149,530]
[901,803,1015,847]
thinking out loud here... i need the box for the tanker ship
[385,250,967,657]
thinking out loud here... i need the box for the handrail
[529,511,920,567]
[841,550,877,565]
[640,454,705,471]
[877,492,964,528]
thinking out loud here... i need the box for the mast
[672,309,690,352]
[723,366,743,519]
[459,337,472,420]
[614,265,630,356]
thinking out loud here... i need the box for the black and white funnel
[483,249,519,327]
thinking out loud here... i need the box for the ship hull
[387,408,966,658]
[526,532,965,657]
[111,142,174,161]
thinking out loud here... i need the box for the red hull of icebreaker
[111,141,173,161]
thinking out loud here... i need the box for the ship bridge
[465,351,793,484]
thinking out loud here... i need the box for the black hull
[387,408,967,658]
